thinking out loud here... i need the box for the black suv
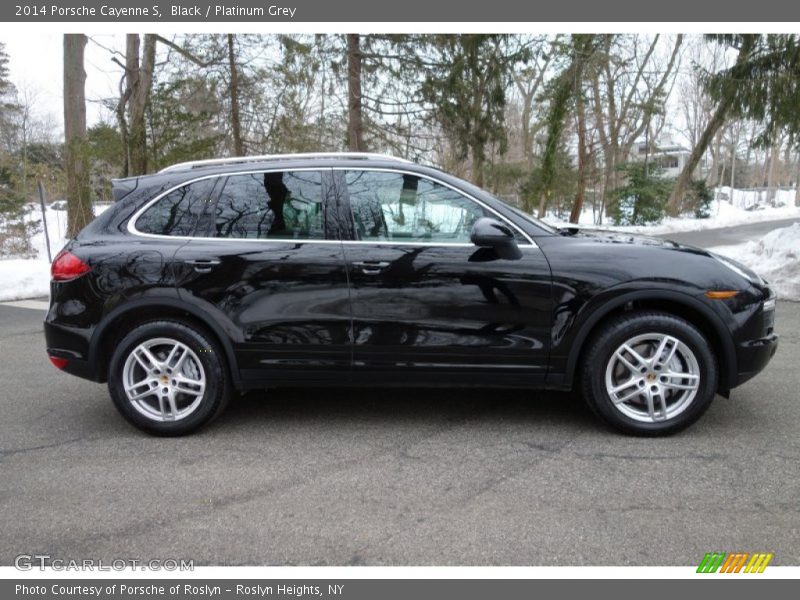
[44,153,778,436]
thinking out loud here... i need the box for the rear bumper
[47,352,98,381]
[733,332,779,387]
[44,319,102,382]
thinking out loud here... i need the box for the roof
[158,152,415,174]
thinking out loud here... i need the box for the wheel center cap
[646,372,657,382]
[160,375,169,385]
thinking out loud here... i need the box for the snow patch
[709,223,800,301]
[0,204,108,302]
[0,259,52,301]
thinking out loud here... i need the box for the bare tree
[667,35,757,215]
[112,34,157,175]
[63,34,92,237]
[511,35,556,167]
[570,91,591,223]
[591,34,683,213]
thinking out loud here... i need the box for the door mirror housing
[470,217,521,260]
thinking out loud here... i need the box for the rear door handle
[353,261,390,275]
[185,259,221,272]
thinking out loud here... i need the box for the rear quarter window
[135,179,216,236]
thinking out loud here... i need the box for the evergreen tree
[418,35,527,187]
[0,42,20,151]
[608,162,671,226]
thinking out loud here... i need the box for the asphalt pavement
[1,300,798,566]
[655,217,799,247]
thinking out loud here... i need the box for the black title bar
[3,0,800,22]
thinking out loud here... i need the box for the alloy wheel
[121,337,206,422]
[604,333,700,423]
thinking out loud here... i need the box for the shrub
[607,163,671,226]
[686,179,714,219]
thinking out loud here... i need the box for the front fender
[547,286,737,391]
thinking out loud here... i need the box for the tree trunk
[124,34,140,175]
[706,133,722,186]
[666,101,729,216]
[539,35,598,218]
[520,89,534,168]
[63,34,92,238]
[346,34,366,152]
[570,93,589,224]
[126,34,157,175]
[729,130,738,193]
[115,91,130,178]
[471,151,485,188]
[795,152,800,207]
[766,133,780,205]
[227,34,244,157]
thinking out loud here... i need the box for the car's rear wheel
[581,311,718,436]
[108,320,231,435]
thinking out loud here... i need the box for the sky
[3,33,125,131]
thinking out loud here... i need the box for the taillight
[49,355,69,369]
[51,250,91,281]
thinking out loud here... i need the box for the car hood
[558,227,709,255]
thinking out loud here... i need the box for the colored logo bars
[697,552,773,573]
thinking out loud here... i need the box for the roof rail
[159,152,414,173]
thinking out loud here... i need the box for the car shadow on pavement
[215,387,596,431]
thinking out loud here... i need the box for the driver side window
[344,171,489,244]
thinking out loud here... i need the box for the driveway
[0,300,797,565]
[655,217,799,247]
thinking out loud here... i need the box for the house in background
[633,139,700,178]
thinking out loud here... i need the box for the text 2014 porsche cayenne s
[44,153,778,436]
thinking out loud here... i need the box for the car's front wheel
[108,320,231,435]
[581,311,718,436]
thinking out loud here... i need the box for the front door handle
[185,259,221,273]
[353,261,390,275]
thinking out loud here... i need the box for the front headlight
[763,297,776,312]
[710,252,764,286]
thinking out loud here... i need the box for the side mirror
[470,217,522,260]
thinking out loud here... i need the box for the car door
[172,168,352,385]
[335,168,554,384]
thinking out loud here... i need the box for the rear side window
[212,171,325,239]
[135,179,215,236]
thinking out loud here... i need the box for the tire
[107,320,231,436]
[581,310,718,436]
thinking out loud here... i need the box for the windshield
[443,172,559,235]
[505,204,559,234]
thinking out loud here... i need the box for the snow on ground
[0,204,108,302]
[0,259,53,302]
[709,223,800,301]
[545,187,800,235]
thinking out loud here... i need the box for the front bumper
[734,332,779,387]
